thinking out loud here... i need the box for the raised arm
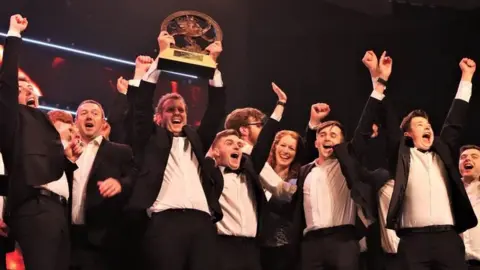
[196,41,227,153]
[439,58,476,153]
[250,82,286,173]
[304,103,331,162]
[108,77,131,144]
[0,15,27,151]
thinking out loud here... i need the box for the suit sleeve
[196,85,226,154]
[250,118,281,174]
[350,95,383,158]
[439,81,472,154]
[0,37,21,153]
[108,90,130,144]
[117,145,135,194]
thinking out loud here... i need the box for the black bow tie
[224,167,244,175]
[415,148,431,154]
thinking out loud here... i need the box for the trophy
[159,11,223,79]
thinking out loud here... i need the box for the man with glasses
[224,87,296,201]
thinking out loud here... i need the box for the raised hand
[97,178,122,198]
[378,51,392,80]
[134,55,154,80]
[362,50,380,77]
[459,58,476,82]
[310,103,330,126]
[9,14,28,34]
[158,31,175,54]
[272,82,287,103]
[205,41,223,64]
[65,139,83,163]
[116,76,128,95]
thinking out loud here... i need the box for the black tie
[224,167,244,175]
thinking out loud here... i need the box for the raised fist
[205,41,223,63]
[9,14,28,33]
[310,103,330,126]
[158,31,175,54]
[362,51,379,77]
[460,58,476,77]
[134,55,154,79]
[116,76,128,95]
[378,51,392,80]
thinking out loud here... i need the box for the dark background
[1,0,479,145]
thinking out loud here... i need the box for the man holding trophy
[125,11,226,270]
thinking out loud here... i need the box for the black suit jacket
[108,86,136,145]
[126,80,226,222]
[0,36,77,210]
[70,139,134,247]
[292,96,386,244]
[211,117,281,237]
[379,97,477,233]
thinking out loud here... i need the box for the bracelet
[377,78,388,87]
[277,101,286,106]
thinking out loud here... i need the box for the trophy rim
[160,10,223,42]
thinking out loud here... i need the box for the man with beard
[207,84,287,270]
[460,145,480,269]
[69,100,134,270]
[377,57,477,270]
[0,15,82,270]
[126,31,225,270]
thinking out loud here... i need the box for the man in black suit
[69,99,134,270]
[126,32,226,270]
[208,84,287,270]
[375,55,477,270]
[0,15,82,270]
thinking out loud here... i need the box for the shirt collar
[90,135,103,146]
[241,143,253,155]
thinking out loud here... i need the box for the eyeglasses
[246,122,263,128]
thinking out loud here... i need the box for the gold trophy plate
[159,11,223,79]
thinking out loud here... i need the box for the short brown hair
[224,108,265,133]
[48,110,74,124]
[267,130,304,180]
[400,110,429,132]
[155,93,187,114]
[460,145,480,155]
[316,120,346,139]
[77,99,105,118]
[212,129,240,148]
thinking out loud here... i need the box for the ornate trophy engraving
[159,11,223,79]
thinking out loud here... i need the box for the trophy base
[158,48,216,79]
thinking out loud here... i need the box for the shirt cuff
[270,112,282,122]
[371,90,385,101]
[142,58,161,84]
[455,81,472,103]
[209,69,223,87]
[128,79,141,88]
[7,30,21,38]
[308,121,318,130]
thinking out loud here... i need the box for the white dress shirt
[370,81,472,229]
[41,140,70,200]
[148,136,210,216]
[378,180,400,254]
[303,159,356,235]
[216,167,257,237]
[400,149,454,228]
[71,136,103,224]
[462,179,480,261]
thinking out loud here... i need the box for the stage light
[0,32,198,79]
[38,105,76,115]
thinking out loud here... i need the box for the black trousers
[10,195,70,270]
[217,235,261,270]
[301,225,360,270]
[397,228,467,270]
[142,209,217,270]
[260,244,298,270]
[69,225,121,270]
